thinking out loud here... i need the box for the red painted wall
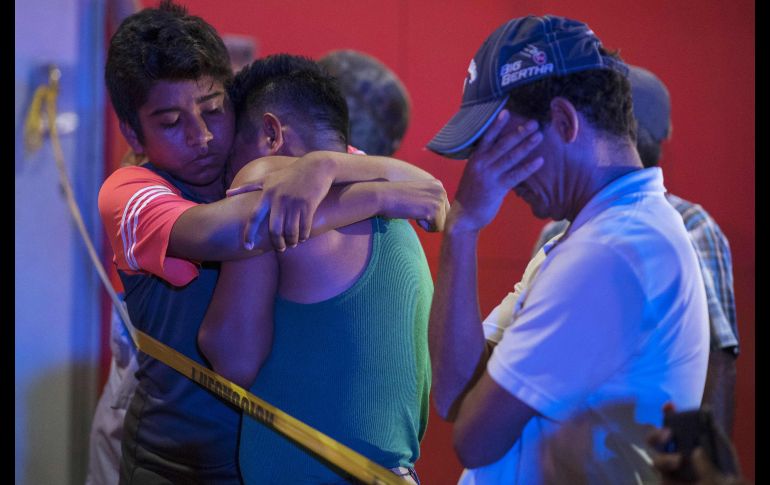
[121,1,754,481]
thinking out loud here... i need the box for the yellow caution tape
[133,330,401,484]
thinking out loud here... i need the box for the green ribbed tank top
[240,217,433,484]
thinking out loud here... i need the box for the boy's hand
[239,156,335,251]
[376,179,449,232]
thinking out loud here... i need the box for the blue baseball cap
[427,15,628,159]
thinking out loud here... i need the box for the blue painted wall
[15,1,105,483]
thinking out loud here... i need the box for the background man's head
[318,50,411,156]
[427,15,635,160]
[228,53,349,172]
[627,65,672,168]
[105,0,233,145]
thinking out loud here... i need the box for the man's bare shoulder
[231,156,295,187]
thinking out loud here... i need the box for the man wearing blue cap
[427,15,710,482]
[531,64,740,438]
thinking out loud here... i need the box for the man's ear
[549,97,579,143]
[262,112,285,155]
[119,121,144,154]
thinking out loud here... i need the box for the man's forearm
[168,181,419,262]
[302,184,385,236]
[290,178,448,237]
[169,149,442,262]
[301,150,436,184]
[225,152,442,252]
[702,348,737,436]
[168,190,268,261]
[429,220,489,420]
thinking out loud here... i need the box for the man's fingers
[433,195,449,232]
[243,201,269,251]
[298,206,312,244]
[652,451,684,473]
[482,118,540,164]
[434,211,446,232]
[647,427,673,449]
[283,206,301,248]
[479,109,510,148]
[489,130,543,173]
[417,219,434,232]
[268,205,287,252]
[501,156,544,188]
[415,196,448,233]
[691,447,720,479]
[226,181,264,197]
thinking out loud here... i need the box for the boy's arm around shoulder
[228,152,449,250]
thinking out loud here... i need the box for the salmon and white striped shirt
[98,165,200,287]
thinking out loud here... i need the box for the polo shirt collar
[568,167,665,235]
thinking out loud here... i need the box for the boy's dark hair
[230,54,349,149]
[505,50,637,142]
[105,0,232,144]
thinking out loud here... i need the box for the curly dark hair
[230,54,349,149]
[104,0,233,144]
[318,50,410,156]
[505,50,637,141]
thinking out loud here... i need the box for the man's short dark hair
[105,0,232,144]
[626,65,672,168]
[635,126,661,168]
[505,50,637,142]
[230,54,349,149]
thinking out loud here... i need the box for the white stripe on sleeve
[119,185,174,270]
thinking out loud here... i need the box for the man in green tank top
[198,54,443,484]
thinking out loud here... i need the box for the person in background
[318,49,411,157]
[85,297,137,485]
[532,64,739,436]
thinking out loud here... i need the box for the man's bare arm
[168,152,447,260]
[429,217,489,420]
[229,152,441,250]
[198,252,278,387]
[453,370,538,468]
[430,112,543,419]
[702,349,737,436]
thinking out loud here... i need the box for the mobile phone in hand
[661,407,739,481]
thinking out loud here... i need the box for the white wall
[15,0,105,483]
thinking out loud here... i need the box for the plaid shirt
[534,192,739,355]
[664,193,739,355]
